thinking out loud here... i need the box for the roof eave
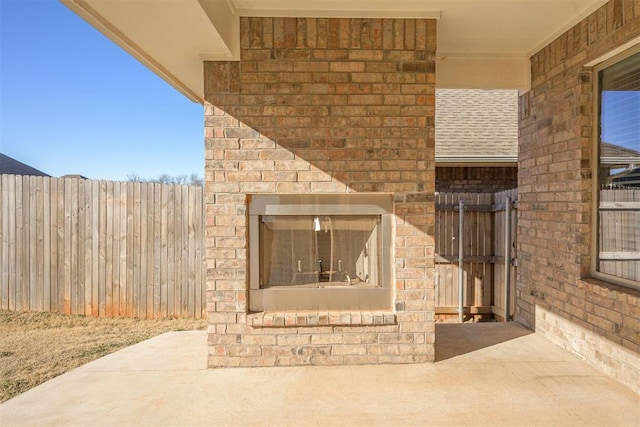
[436,157,518,167]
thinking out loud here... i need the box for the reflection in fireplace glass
[259,215,381,289]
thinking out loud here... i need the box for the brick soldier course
[204,18,437,367]
[436,167,517,193]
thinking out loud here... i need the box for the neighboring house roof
[435,89,518,165]
[602,144,640,187]
[601,142,640,165]
[60,174,89,180]
[0,153,50,177]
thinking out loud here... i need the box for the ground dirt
[0,310,206,403]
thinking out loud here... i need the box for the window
[593,46,640,289]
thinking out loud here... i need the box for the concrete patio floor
[1,322,638,426]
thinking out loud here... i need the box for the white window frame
[591,44,640,291]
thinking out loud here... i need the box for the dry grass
[0,310,206,403]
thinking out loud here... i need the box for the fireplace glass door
[259,215,381,289]
[249,194,392,311]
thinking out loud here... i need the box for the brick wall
[517,0,640,392]
[436,166,517,192]
[204,18,437,367]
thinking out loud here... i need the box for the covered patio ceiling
[61,0,609,103]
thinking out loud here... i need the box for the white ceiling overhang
[61,0,609,103]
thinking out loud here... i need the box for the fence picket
[50,178,58,313]
[118,183,128,317]
[76,178,85,315]
[91,180,99,316]
[160,184,169,317]
[1,176,9,310]
[111,181,120,317]
[105,180,114,317]
[145,184,154,318]
[62,179,71,314]
[125,181,135,317]
[174,186,183,316]
[195,185,204,318]
[181,185,189,316]
[167,185,175,317]
[188,185,197,318]
[28,176,37,311]
[34,177,44,312]
[15,177,24,311]
[139,182,147,318]
[132,182,141,318]
[83,179,93,315]
[70,178,79,315]
[7,176,17,311]
[98,181,107,316]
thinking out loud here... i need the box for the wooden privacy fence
[0,175,206,319]
[435,189,517,321]
[599,188,640,282]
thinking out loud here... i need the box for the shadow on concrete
[435,322,533,362]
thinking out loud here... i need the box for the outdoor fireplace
[249,194,393,311]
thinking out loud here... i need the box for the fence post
[504,196,512,322]
[458,199,464,323]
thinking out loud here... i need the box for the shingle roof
[601,142,640,164]
[0,153,50,177]
[436,89,518,163]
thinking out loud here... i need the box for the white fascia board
[601,157,640,165]
[436,157,518,167]
[233,8,441,19]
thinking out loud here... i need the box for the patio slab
[1,322,638,426]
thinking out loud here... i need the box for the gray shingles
[436,89,518,161]
[601,142,640,163]
[0,153,50,177]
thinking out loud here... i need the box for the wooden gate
[434,189,517,321]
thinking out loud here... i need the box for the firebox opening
[249,194,393,312]
[259,215,381,289]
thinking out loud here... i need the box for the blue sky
[601,91,640,152]
[0,0,204,181]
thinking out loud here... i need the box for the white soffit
[61,0,237,102]
[436,57,531,90]
[61,0,609,102]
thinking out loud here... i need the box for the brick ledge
[247,310,397,328]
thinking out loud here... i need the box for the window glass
[597,51,640,285]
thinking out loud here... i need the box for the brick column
[205,18,436,367]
